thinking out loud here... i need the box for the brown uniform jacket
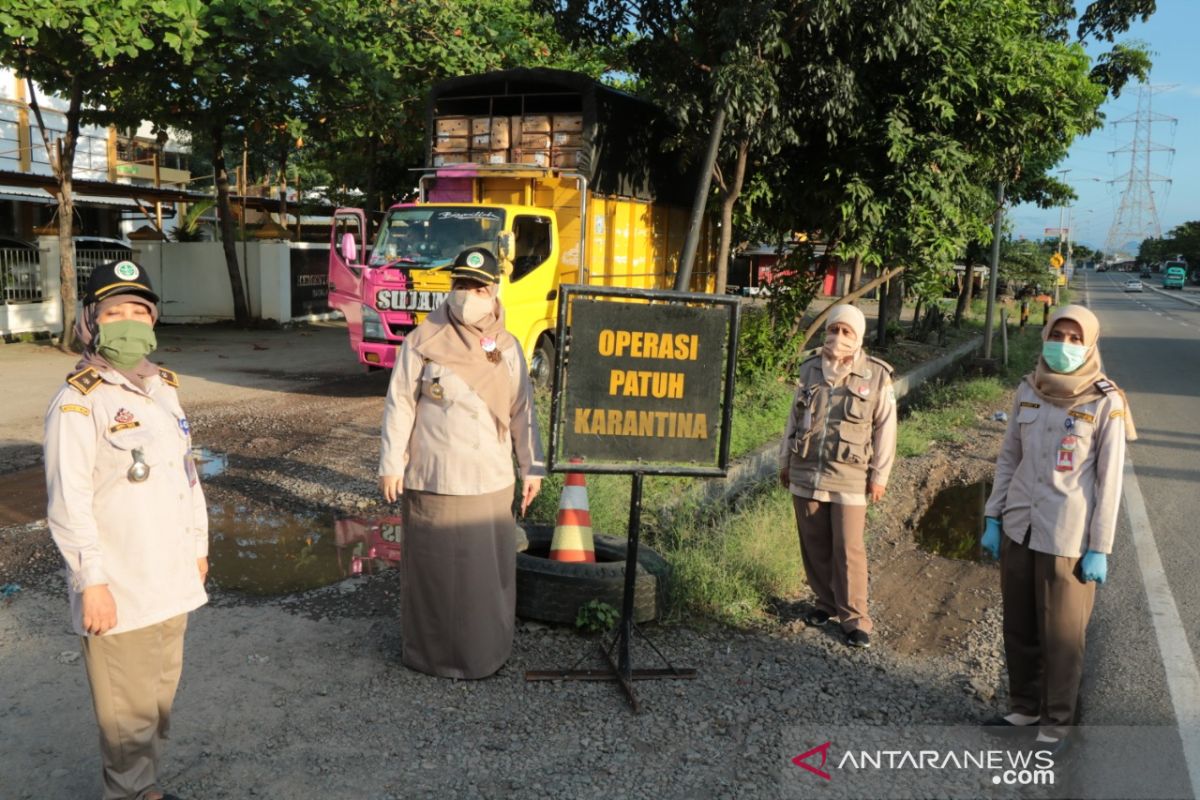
[984,380,1126,557]
[44,366,209,637]
[780,352,898,494]
[380,336,545,494]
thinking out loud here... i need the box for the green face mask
[97,319,157,369]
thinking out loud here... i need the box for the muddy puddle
[915,480,992,562]
[207,506,401,596]
[191,447,228,479]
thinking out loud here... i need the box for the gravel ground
[0,338,1025,800]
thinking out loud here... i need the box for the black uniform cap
[449,247,500,285]
[83,259,160,305]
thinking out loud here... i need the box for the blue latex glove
[1080,550,1108,584]
[981,517,1002,560]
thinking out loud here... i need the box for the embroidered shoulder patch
[868,355,895,375]
[158,368,179,387]
[66,367,102,395]
[60,404,90,416]
[1109,410,1125,419]
[1095,379,1117,394]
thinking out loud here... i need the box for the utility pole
[1104,83,1177,259]
[1054,169,1069,304]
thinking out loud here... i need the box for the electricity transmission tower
[1104,83,1176,258]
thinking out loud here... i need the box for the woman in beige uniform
[780,304,897,648]
[982,304,1133,751]
[44,260,208,800]
[379,247,544,679]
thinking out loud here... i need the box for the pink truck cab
[327,195,561,380]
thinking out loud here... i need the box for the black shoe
[804,609,832,626]
[845,630,871,648]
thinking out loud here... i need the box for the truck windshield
[369,207,506,268]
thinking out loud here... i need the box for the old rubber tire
[529,334,555,388]
[515,524,671,625]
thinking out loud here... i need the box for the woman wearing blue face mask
[980,304,1136,754]
[43,260,208,800]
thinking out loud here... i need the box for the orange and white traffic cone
[550,462,595,563]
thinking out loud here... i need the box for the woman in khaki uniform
[379,247,544,679]
[982,304,1133,750]
[44,260,208,800]
[780,304,897,648]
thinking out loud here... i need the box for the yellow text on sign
[597,330,699,360]
[608,370,684,398]
[574,408,708,439]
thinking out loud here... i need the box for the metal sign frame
[529,284,740,712]
[547,284,741,478]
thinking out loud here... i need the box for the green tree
[303,0,610,235]
[0,1,202,348]
[108,0,353,324]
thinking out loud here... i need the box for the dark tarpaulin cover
[428,68,700,206]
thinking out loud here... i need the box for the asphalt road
[1069,269,1200,799]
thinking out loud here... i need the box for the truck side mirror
[340,232,358,263]
[496,231,515,261]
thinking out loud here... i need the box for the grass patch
[896,325,1042,457]
[656,486,803,626]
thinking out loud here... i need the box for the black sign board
[549,285,739,477]
[290,245,330,317]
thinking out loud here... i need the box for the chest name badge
[1055,434,1078,472]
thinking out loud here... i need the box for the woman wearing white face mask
[378,247,545,679]
[779,304,897,648]
[981,304,1136,751]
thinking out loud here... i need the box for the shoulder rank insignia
[1094,379,1117,395]
[158,368,179,387]
[66,367,102,395]
[868,355,895,375]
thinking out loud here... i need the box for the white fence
[1,237,336,338]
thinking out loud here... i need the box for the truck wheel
[530,334,556,387]
[515,524,671,625]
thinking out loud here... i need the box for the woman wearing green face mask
[980,304,1137,753]
[43,260,208,800]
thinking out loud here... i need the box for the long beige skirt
[401,486,516,679]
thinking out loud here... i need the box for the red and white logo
[792,741,833,781]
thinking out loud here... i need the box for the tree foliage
[0,0,202,347]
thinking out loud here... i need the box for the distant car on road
[1123,278,1144,293]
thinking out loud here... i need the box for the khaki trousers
[1001,532,1095,737]
[81,614,188,800]
[793,498,872,634]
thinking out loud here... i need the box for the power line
[1104,83,1177,258]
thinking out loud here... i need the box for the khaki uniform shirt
[985,381,1126,557]
[780,352,898,500]
[379,337,545,494]
[44,366,209,637]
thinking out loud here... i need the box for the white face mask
[447,289,493,326]
[823,330,858,359]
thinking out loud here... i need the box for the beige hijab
[406,285,516,441]
[1028,304,1137,440]
[821,304,867,384]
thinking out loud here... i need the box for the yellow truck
[328,68,715,381]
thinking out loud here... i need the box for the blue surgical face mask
[1042,341,1088,373]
